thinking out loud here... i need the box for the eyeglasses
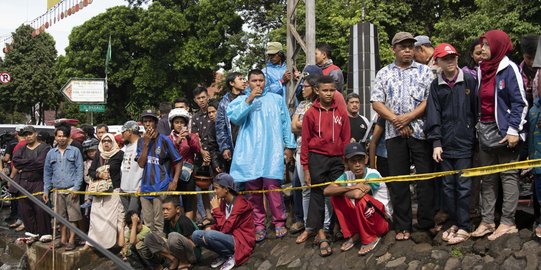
[102,140,113,144]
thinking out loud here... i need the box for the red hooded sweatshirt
[211,195,255,265]
[301,98,351,170]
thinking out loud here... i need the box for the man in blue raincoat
[262,42,292,97]
[226,69,296,242]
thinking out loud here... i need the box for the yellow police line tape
[2,158,541,201]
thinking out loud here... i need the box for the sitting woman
[191,173,255,270]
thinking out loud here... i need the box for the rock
[271,242,287,256]
[483,255,494,263]
[505,234,523,251]
[376,252,392,265]
[385,256,407,268]
[461,254,483,269]
[410,232,432,244]
[257,260,273,270]
[443,257,461,270]
[502,256,526,270]
[514,250,527,259]
[277,250,298,266]
[519,229,532,240]
[388,240,415,257]
[431,249,449,261]
[328,252,347,270]
[523,240,541,251]
[493,248,513,264]
[472,238,489,255]
[413,243,432,253]
[526,253,538,270]
[288,258,302,268]
[0,265,11,270]
[407,260,420,270]
[373,243,389,257]
[384,231,397,245]
[421,262,438,270]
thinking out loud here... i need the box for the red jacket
[301,98,350,170]
[211,195,255,265]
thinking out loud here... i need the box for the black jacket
[424,69,478,158]
[89,151,124,189]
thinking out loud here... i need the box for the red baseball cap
[433,43,460,60]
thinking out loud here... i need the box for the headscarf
[480,30,513,92]
[98,133,120,160]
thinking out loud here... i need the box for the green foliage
[58,1,244,124]
[0,24,60,124]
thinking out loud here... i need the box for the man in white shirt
[120,120,144,213]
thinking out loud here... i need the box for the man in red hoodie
[299,75,350,257]
[191,173,255,270]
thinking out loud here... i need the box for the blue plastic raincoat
[262,62,287,97]
[226,87,296,183]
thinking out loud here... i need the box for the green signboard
[79,104,105,113]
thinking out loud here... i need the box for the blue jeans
[441,158,472,231]
[192,230,235,258]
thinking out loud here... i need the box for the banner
[47,0,62,10]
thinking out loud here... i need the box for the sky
[0,0,127,58]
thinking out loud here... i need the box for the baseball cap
[20,126,36,136]
[344,142,367,159]
[433,43,460,60]
[213,173,238,194]
[392,32,416,46]
[140,109,159,121]
[120,120,140,133]
[414,35,432,47]
[266,42,283,55]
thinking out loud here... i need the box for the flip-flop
[447,229,470,245]
[340,238,356,252]
[536,225,541,238]
[318,239,333,257]
[358,237,381,256]
[442,225,458,242]
[395,230,410,241]
[255,229,267,242]
[275,227,288,238]
[296,230,315,244]
[471,223,495,238]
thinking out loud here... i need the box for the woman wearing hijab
[82,133,126,250]
[471,30,528,241]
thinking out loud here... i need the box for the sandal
[487,224,518,241]
[318,239,333,257]
[64,243,76,251]
[275,227,288,238]
[198,218,215,228]
[442,225,458,242]
[255,229,267,243]
[471,223,495,238]
[395,230,410,241]
[447,229,470,245]
[358,237,381,256]
[290,221,305,234]
[535,225,541,238]
[296,230,315,244]
[340,236,357,252]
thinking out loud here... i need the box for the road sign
[79,104,105,113]
[0,72,11,84]
[61,78,106,103]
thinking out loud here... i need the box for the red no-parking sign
[0,72,11,84]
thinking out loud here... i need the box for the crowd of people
[1,29,541,270]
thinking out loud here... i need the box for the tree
[0,24,59,124]
[57,1,244,124]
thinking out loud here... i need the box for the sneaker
[210,257,227,268]
[39,234,53,243]
[220,256,235,270]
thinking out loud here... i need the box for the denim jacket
[43,145,84,196]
